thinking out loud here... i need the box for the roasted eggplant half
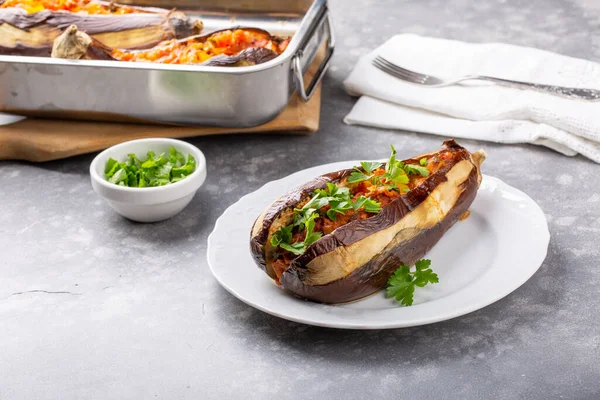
[51,24,290,66]
[0,0,161,14]
[0,4,203,56]
[250,140,486,304]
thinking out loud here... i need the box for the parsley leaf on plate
[386,259,439,306]
[413,259,439,286]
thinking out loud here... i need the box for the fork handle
[461,75,600,101]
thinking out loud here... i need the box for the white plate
[207,161,550,329]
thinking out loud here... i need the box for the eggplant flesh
[51,24,284,66]
[0,8,203,56]
[250,140,487,304]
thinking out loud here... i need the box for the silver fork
[372,55,600,101]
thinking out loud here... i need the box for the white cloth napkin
[343,34,600,163]
[0,113,25,126]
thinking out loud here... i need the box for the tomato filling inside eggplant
[110,29,290,64]
[268,148,453,282]
[1,0,143,14]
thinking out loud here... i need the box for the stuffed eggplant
[0,0,203,56]
[250,140,486,304]
[51,24,290,66]
[0,0,156,14]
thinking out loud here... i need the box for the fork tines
[372,55,429,84]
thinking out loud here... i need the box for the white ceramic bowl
[90,138,207,223]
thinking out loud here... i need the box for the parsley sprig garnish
[270,182,381,255]
[269,145,433,257]
[270,225,293,247]
[403,163,430,177]
[348,146,430,192]
[310,183,381,221]
[348,161,383,184]
[271,213,320,255]
[386,259,439,306]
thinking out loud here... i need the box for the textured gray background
[1,0,600,399]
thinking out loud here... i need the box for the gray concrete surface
[1,0,599,398]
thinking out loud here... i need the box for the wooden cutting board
[0,86,320,162]
[0,53,323,162]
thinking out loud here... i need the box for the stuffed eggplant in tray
[51,24,290,66]
[250,140,487,304]
[0,0,157,14]
[0,0,203,55]
[1,0,290,66]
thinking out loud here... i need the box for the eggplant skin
[249,140,487,304]
[202,47,278,67]
[0,8,203,56]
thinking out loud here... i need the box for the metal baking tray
[0,0,334,127]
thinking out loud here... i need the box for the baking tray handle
[292,10,335,102]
